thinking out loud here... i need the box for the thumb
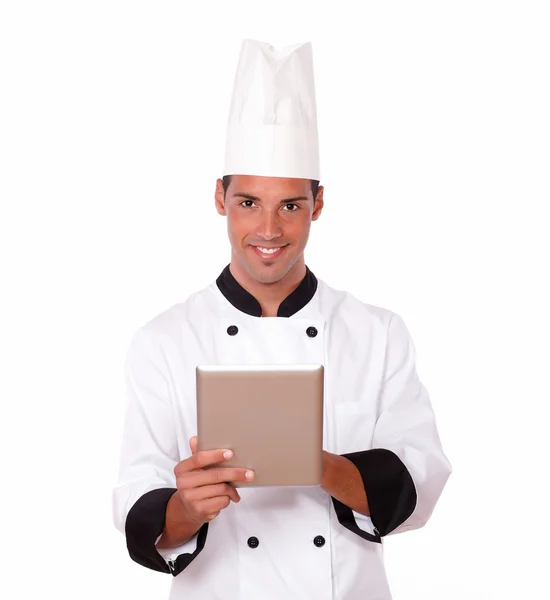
[189,435,198,455]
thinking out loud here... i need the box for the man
[112,39,452,599]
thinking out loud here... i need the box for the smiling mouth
[251,245,288,259]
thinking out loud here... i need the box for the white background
[1,1,549,598]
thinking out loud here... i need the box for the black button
[313,535,325,547]
[247,536,259,548]
[306,326,318,338]
[227,325,239,336]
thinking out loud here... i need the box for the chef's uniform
[112,39,452,600]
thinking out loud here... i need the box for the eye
[240,200,256,208]
[283,203,299,211]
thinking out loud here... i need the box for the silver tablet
[196,364,324,487]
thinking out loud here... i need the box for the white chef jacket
[112,264,452,600]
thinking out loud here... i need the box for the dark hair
[222,175,319,203]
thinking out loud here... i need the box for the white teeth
[257,247,281,254]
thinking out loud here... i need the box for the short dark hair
[222,175,319,203]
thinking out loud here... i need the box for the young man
[112,39,452,600]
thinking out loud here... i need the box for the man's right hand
[157,437,254,550]
[174,435,255,525]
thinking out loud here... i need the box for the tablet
[196,364,324,487]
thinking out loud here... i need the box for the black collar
[216,264,318,317]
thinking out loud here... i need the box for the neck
[229,255,307,317]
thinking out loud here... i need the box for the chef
[112,39,452,600]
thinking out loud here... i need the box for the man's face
[215,175,324,284]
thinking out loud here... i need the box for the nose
[256,210,283,241]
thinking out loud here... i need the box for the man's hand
[176,436,254,524]
[156,436,254,549]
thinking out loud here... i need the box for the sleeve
[112,327,208,576]
[337,313,452,539]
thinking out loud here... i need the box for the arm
[328,313,452,541]
[364,313,452,536]
[321,451,370,516]
[112,327,208,575]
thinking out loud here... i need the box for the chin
[255,271,286,284]
[246,265,282,284]
[246,259,291,284]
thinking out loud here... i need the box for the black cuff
[343,448,416,536]
[125,487,208,576]
[331,495,382,543]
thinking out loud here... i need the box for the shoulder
[316,277,397,327]
[131,281,219,343]
[316,278,414,355]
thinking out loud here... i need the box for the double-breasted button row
[227,325,318,337]
[247,535,325,548]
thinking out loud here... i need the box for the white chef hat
[222,39,320,181]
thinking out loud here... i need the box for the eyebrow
[232,192,309,203]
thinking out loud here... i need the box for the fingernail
[223,450,233,459]
[245,470,254,480]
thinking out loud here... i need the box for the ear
[215,178,227,216]
[312,185,324,221]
